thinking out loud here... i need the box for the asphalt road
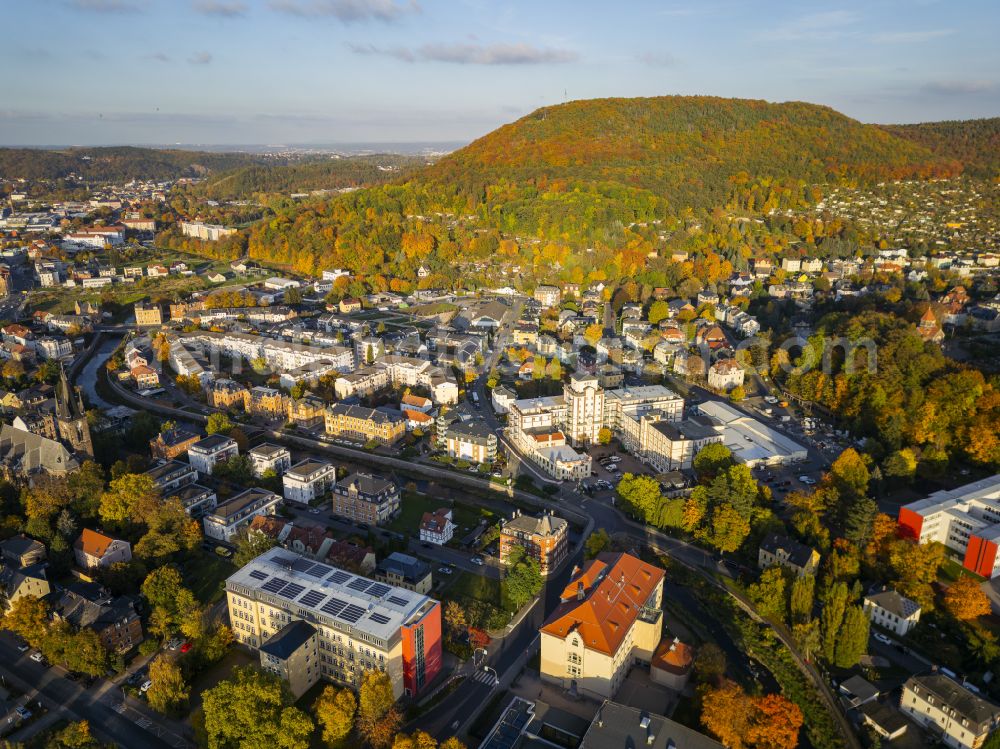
[0,635,183,748]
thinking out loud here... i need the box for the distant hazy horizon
[0,142,466,154]
[3,0,999,144]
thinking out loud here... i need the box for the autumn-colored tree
[789,573,815,625]
[392,731,438,749]
[746,693,804,749]
[583,323,603,346]
[701,680,750,748]
[315,684,356,747]
[944,575,991,621]
[50,721,97,749]
[202,666,313,749]
[748,567,787,621]
[146,655,189,716]
[443,600,467,638]
[694,642,726,685]
[1,594,49,646]
[698,505,750,553]
[597,427,613,445]
[357,669,400,749]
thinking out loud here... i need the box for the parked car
[180,642,192,653]
[15,639,29,653]
[309,508,321,515]
[29,651,45,664]
[607,456,622,463]
[873,632,893,645]
[14,706,32,721]
[140,680,153,693]
[437,566,453,575]
[167,637,183,650]
[798,476,816,485]
[471,557,485,566]
[214,546,233,559]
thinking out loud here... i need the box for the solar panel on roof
[328,571,351,585]
[299,590,325,608]
[338,604,366,623]
[304,563,331,578]
[347,578,371,593]
[248,570,268,581]
[273,555,298,568]
[367,583,391,598]
[387,595,409,607]
[277,582,306,600]
[321,597,348,617]
[369,612,390,625]
[291,558,314,573]
[261,578,286,594]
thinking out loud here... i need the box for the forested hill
[190,154,426,201]
[0,146,265,182]
[420,96,962,210]
[882,117,1000,179]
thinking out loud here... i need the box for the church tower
[55,363,93,460]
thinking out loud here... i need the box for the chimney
[576,581,585,601]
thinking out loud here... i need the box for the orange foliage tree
[701,680,803,749]
[944,575,991,621]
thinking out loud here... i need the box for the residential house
[444,421,497,464]
[249,443,292,478]
[331,472,400,525]
[863,590,921,637]
[758,533,819,577]
[375,552,433,595]
[283,460,337,504]
[500,511,568,576]
[50,582,143,653]
[74,529,131,571]
[203,488,282,541]
[150,427,201,460]
[187,434,239,475]
[900,674,1000,749]
[707,358,745,392]
[419,508,455,546]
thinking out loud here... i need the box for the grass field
[940,556,986,584]
[386,492,491,535]
[186,553,235,604]
[447,571,502,605]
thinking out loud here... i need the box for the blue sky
[3,0,999,145]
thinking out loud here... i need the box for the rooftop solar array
[328,570,351,585]
[368,583,391,598]
[321,597,348,617]
[304,563,331,578]
[277,582,306,600]
[230,548,436,641]
[299,590,325,608]
[261,578,286,594]
[339,604,366,624]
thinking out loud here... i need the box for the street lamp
[483,665,499,687]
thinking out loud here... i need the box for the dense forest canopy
[883,117,1000,180]
[188,154,427,201]
[240,96,1000,280]
[0,146,268,182]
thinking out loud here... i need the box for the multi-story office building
[145,460,198,494]
[500,511,568,576]
[444,421,497,464]
[134,303,163,327]
[325,403,406,445]
[203,488,281,541]
[188,434,239,476]
[563,373,605,447]
[226,547,442,699]
[332,473,400,526]
[283,460,337,504]
[622,412,722,472]
[540,553,664,700]
[249,443,292,477]
[898,475,1000,578]
[900,674,1000,749]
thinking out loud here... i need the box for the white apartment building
[203,488,282,541]
[249,443,292,478]
[898,476,1000,578]
[863,590,921,637]
[900,674,1000,749]
[226,547,442,699]
[283,460,337,504]
[187,434,239,476]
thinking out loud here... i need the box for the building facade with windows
[863,590,921,637]
[187,434,239,476]
[203,488,282,541]
[283,460,337,504]
[332,473,400,526]
[226,547,442,698]
[540,553,665,700]
[325,403,406,445]
[900,674,1000,749]
[500,511,568,577]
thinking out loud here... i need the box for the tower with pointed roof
[55,363,93,459]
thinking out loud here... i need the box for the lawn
[940,556,985,584]
[186,553,235,604]
[447,571,502,605]
[386,492,491,536]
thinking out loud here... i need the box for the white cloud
[349,41,578,65]
[269,0,417,22]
